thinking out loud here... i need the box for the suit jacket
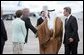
[37,17,44,26]
[12,18,27,43]
[63,15,79,44]
[21,17,37,43]
[1,19,7,42]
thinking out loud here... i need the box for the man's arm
[28,19,37,34]
[68,16,78,42]
[21,21,27,38]
[70,17,78,38]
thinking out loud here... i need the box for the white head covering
[48,11,56,30]
[42,6,48,11]
[42,6,57,30]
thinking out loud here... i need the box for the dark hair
[64,7,71,14]
[40,11,50,18]
[40,11,44,15]
[15,10,22,18]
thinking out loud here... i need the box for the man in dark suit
[63,7,79,54]
[21,8,37,43]
[1,9,8,54]
[37,11,45,26]
[37,10,55,26]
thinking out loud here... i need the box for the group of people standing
[1,7,79,54]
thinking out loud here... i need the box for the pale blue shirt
[12,18,27,43]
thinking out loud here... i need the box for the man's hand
[68,38,74,43]
[50,37,54,41]
[35,33,38,38]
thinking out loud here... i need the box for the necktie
[65,18,68,24]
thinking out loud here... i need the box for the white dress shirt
[66,14,71,20]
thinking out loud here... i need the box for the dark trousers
[64,42,78,54]
[1,41,5,54]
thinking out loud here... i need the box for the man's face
[41,11,46,17]
[44,11,48,17]
[23,9,30,17]
[63,9,68,16]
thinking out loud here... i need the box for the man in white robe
[37,10,63,54]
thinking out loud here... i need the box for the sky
[1,1,83,13]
